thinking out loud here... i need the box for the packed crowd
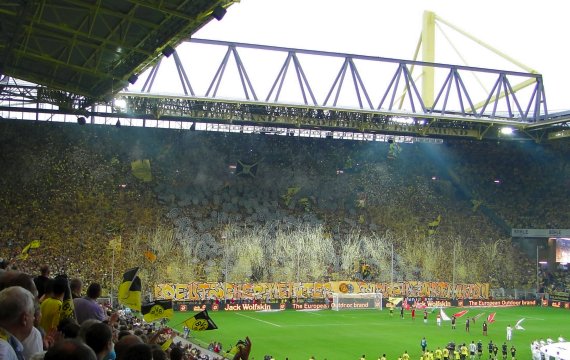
[540,266,570,294]
[0,264,252,360]
[1,121,569,291]
[445,140,570,230]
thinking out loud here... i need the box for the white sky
[139,0,570,112]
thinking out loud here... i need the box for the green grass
[169,307,568,360]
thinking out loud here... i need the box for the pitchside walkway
[172,335,231,360]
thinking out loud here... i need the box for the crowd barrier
[168,297,557,312]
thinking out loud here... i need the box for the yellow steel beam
[423,12,539,112]
[434,14,537,74]
[10,48,114,79]
[422,11,436,108]
[20,21,153,57]
[398,33,423,110]
[434,22,489,94]
[49,1,158,28]
[0,8,17,16]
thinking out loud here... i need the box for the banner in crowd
[154,280,489,301]
[511,228,570,237]
[172,298,536,312]
[550,291,570,302]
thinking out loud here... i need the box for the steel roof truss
[266,51,317,106]
[323,57,373,109]
[431,68,477,116]
[141,58,162,93]
[378,63,425,113]
[291,52,317,106]
[172,50,194,96]
[266,51,293,103]
[479,74,524,120]
[206,45,257,101]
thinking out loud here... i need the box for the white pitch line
[514,315,545,320]
[338,314,357,319]
[236,312,282,327]
[288,322,376,327]
[300,311,322,316]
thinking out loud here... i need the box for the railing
[490,288,539,300]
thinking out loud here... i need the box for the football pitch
[170,306,568,360]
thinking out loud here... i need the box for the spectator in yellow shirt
[39,278,66,333]
[435,347,443,360]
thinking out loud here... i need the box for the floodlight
[114,99,127,109]
[392,116,414,125]
[128,74,138,85]
[500,127,514,135]
[162,46,175,57]
[212,6,227,20]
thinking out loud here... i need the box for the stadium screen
[555,238,570,263]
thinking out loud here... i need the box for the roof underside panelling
[0,0,231,100]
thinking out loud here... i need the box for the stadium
[0,1,569,360]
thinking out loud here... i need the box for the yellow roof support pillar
[422,11,436,108]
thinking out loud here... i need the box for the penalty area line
[236,312,282,327]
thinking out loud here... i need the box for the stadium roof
[0,0,235,101]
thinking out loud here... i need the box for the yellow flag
[160,338,173,351]
[141,300,173,322]
[108,237,122,251]
[19,240,41,260]
[427,215,442,236]
[29,240,41,249]
[131,159,152,182]
[144,250,157,263]
[388,297,404,307]
[183,310,218,331]
[118,267,141,311]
